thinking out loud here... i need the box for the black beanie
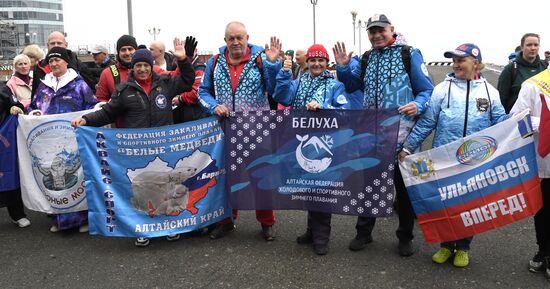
[46,47,71,64]
[116,35,138,52]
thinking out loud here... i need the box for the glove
[184,36,197,57]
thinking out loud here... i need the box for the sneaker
[12,217,31,228]
[528,251,545,273]
[296,231,313,244]
[135,237,150,247]
[313,244,329,255]
[432,248,454,264]
[78,224,89,233]
[453,250,469,267]
[261,225,275,241]
[348,235,373,251]
[49,225,60,233]
[398,240,414,257]
[166,234,181,242]
[209,223,235,239]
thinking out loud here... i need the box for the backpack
[359,45,412,83]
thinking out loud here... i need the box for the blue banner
[0,115,19,192]
[224,109,399,217]
[76,117,230,237]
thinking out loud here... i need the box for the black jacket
[31,49,97,96]
[83,58,194,128]
[0,83,22,125]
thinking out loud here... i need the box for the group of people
[0,13,549,281]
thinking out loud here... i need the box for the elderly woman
[6,54,32,111]
[273,44,350,255]
[398,44,508,267]
[21,44,45,70]
[30,47,97,233]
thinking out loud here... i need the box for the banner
[17,110,91,214]
[400,110,542,243]
[76,116,230,237]
[224,109,399,217]
[0,115,19,192]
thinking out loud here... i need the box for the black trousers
[1,188,27,221]
[304,211,332,246]
[535,178,550,255]
[354,166,415,242]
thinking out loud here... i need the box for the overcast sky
[63,0,549,65]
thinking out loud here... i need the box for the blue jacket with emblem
[403,73,508,152]
[273,69,349,109]
[198,44,281,114]
[336,43,434,147]
[82,58,194,128]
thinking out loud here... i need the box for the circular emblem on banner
[26,120,85,209]
[295,134,333,173]
[456,136,497,165]
[155,94,167,109]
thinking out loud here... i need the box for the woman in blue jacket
[399,44,508,267]
[273,44,349,255]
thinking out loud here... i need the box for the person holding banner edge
[398,43,508,267]
[510,65,550,280]
[272,43,349,255]
[72,37,197,247]
[333,13,434,257]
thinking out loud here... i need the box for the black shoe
[296,231,313,244]
[209,223,235,239]
[313,244,329,255]
[398,240,414,257]
[528,251,545,273]
[348,235,373,251]
[261,225,275,241]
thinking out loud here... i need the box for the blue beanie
[131,49,154,68]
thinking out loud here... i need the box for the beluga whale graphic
[295,134,333,173]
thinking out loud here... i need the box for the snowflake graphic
[373,194,379,200]
[386,208,393,214]
[373,179,380,186]
[263,130,269,136]
[237,117,243,123]
[365,201,372,207]
[230,137,237,144]
[243,150,249,157]
[350,199,357,206]
[372,208,379,214]
[269,123,276,129]
[231,123,237,130]
[343,206,349,212]
[116,133,122,138]
[230,151,236,157]
[320,135,334,148]
[256,110,263,116]
[229,112,236,117]
[387,178,394,186]
[237,130,243,137]
[380,186,387,193]
[269,110,276,116]
[358,192,365,199]
[243,137,249,143]
[357,207,364,214]
[381,172,388,179]
[283,110,290,116]
[230,164,237,171]
[250,143,256,150]
[243,123,249,130]
[263,116,269,122]
[380,200,386,207]
[365,186,373,193]
[256,123,263,130]
[237,157,242,164]
[243,111,249,117]
[250,130,257,136]
[276,115,283,123]
[387,193,393,200]
[250,116,256,123]
[388,164,394,171]
[256,136,263,143]
[237,144,243,150]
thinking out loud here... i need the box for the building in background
[0,0,63,80]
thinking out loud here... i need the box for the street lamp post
[148,27,160,40]
[310,0,318,43]
[351,11,357,47]
[357,19,367,54]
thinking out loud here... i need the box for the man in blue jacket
[198,21,282,241]
[333,13,434,256]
